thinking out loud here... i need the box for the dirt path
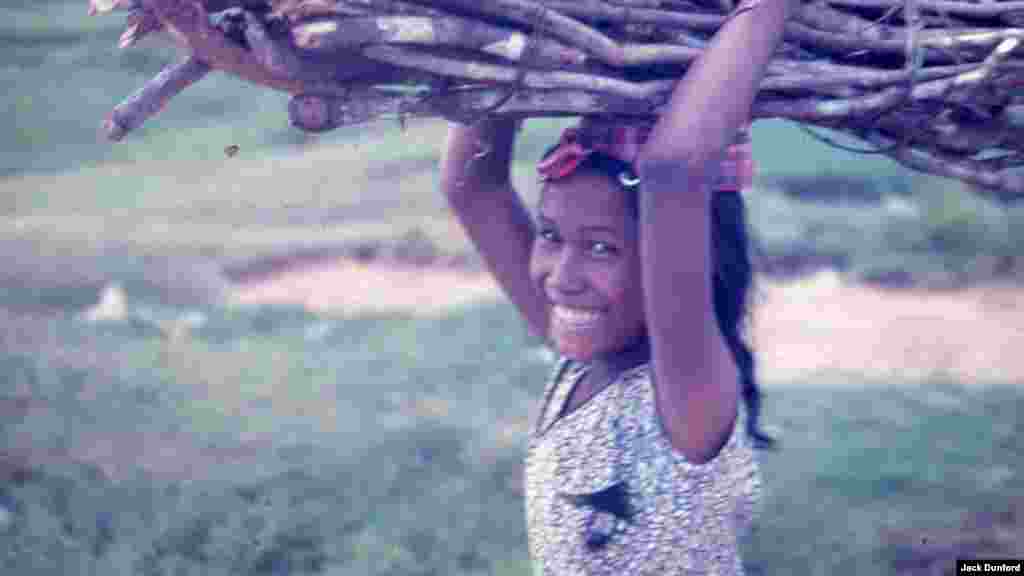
[232,260,1024,385]
[750,272,1022,385]
[232,257,500,318]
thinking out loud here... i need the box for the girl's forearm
[638,0,799,168]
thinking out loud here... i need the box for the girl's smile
[550,304,610,357]
[551,305,606,328]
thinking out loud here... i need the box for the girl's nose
[548,248,586,295]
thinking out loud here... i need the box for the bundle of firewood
[90,0,1024,199]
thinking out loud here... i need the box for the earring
[618,171,641,188]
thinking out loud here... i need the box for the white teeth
[553,305,603,325]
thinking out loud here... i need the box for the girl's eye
[539,229,560,243]
[591,241,616,257]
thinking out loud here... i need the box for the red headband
[537,119,754,192]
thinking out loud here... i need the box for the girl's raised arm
[634,0,800,463]
[439,119,550,340]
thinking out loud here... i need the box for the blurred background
[1,1,1021,574]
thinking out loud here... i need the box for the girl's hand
[638,0,798,168]
[440,117,522,198]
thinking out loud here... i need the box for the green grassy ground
[1,302,1020,575]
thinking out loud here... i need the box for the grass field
[1,302,1020,575]
[2,2,1022,575]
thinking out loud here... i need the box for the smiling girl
[438,0,797,572]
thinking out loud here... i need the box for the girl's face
[529,170,647,362]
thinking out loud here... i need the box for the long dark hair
[539,147,776,449]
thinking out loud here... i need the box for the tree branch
[104,56,212,141]
[141,0,342,93]
[864,131,1024,200]
[825,0,1024,20]
[291,15,589,68]
[288,85,654,131]
[360,44,675,99]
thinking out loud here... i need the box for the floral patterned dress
[525,357,762,575]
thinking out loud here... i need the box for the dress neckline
[538,360,647,437]
[553,364,598,422]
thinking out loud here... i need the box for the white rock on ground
[79,282,128,323]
